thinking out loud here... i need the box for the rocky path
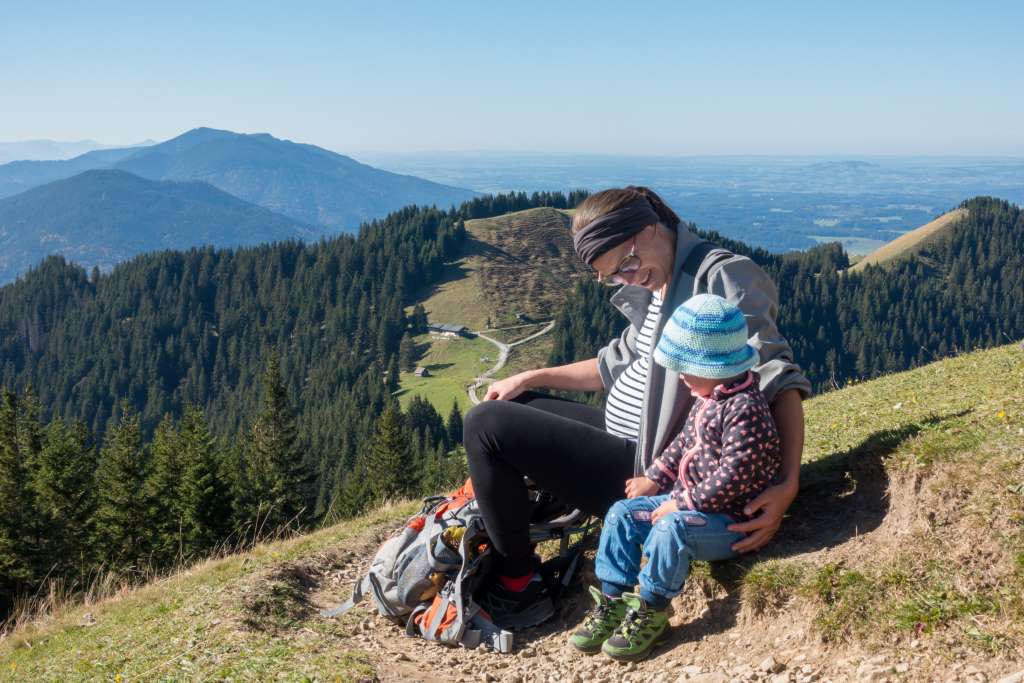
[468,320,555,405]
[309,519,1021,683]
[339,601,1020,683]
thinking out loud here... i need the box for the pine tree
[224,442,256,540]
[32,418,97,579]
[411,304,428,332]
[367,403,414,501]
[399,333,416,372]
[93,403,152,567]
[335,449,372,519]
[244,352,309,535]
[146,414,187,566]
[447,400,463,446]
[386,355,401,394]
[16,387,45,572]
[15,386,43,469]
[178,405,230,556]
[0,389,38,604]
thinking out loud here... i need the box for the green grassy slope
[849,208,968,272]
[415,206,586,329]
[0,502,419,682]
[402,207,589,411]
[3,344,1022,680]
[395,333,494,411]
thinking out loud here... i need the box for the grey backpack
[322,483,514,653]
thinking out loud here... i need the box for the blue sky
[2,1,1022,155]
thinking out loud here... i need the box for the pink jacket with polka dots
[644,371,782,520]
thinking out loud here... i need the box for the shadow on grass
[241,562,322,633]
[425,362,455,372]
[770,409,970,558]
[654,409,971,651]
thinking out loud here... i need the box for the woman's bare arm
[483,358,603,401]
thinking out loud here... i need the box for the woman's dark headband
[572,198,661,265]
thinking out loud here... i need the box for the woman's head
[572,186,680,292]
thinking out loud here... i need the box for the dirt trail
[468,321,554,405]
[288,512,1020,683]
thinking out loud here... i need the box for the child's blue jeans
[594,494,745,605]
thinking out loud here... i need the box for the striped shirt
[604,293,662,440]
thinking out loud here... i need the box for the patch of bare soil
[232,450,1022,683]
[288,523,1019,683]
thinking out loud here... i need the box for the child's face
[680,373,719,397]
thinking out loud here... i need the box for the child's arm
[688,396,782,514]
[644,431,685,491]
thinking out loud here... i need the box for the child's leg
[638,510,745,606]
[594,495,670,597]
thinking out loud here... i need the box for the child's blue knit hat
[653,294,759,379]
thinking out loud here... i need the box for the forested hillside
[1,193,1019,616]
[0,191,584,614]
[551,197,1023,393]
[0,169,315,284]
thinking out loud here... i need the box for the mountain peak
[110,128,477,230]
[0,127,478,242]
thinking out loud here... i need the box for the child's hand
[625,476,659,498]
[650,498,678,523]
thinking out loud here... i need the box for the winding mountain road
[468,321,555,405]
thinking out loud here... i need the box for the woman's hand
[728,389,805,553]
[483,372,533,401]
[483,358,604,400]
[650,497,678,524]
[624,476,660,498]
[727,478,798,553]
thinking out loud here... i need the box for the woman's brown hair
[571,186,681,235]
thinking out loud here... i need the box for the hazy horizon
[4,130,1024,163]
[3,2,1022,156]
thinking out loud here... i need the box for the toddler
[569,293,783,661]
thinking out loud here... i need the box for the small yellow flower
[115,675,123,683]
[997,410,1007,420]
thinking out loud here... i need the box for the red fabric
[497,572,534,592]
[432,478,476,518]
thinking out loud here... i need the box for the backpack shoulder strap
[682,240,735,294]
[680,240,715,280]
[320,573,368,618]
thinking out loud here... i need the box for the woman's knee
[463,400,515,457]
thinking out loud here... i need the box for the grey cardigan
[596,229,812,476]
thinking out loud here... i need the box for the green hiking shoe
[568,586,628,654]
[601,593,669,662]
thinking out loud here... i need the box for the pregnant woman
[465,186,811,628]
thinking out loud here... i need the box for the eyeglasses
[596,239,642,286]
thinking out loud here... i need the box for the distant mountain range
[0,128,478,231]
[0,138,153,164]
[0,148,143,199]
[0,127,480,283]
[0,169,314,283]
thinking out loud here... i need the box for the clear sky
[2,1,1022,156]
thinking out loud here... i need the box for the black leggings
[464,392,635,576]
